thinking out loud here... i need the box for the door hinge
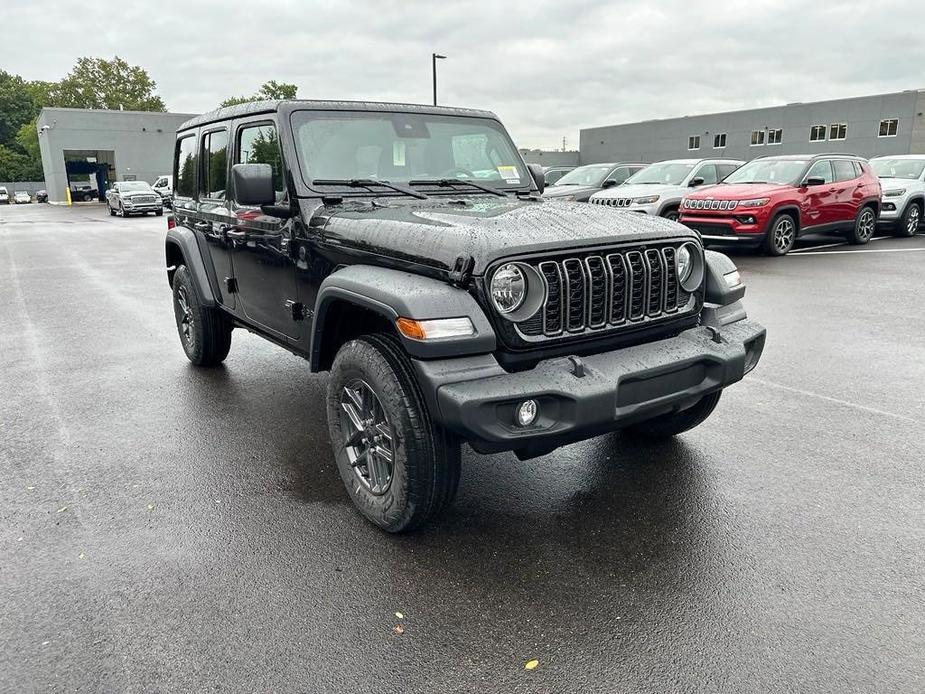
[284,300,308,321]
[224,277,238,293]
[449,254,475,287]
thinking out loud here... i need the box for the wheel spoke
[341,401,364,434]
[374,421,392,442]
[350,447,368,468]
[373,444,393,465]
[366,448,382,489]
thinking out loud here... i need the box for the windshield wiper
[312,178,428,200]
[409,178,507,197]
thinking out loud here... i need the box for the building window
[713,133,727,148]
[879,119,898,137]
[809,125,827,142]
[688,135,701,150]
[750,130,765,146]
[767,128,783,145]
[829,123,847,141]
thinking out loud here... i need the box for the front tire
[661,207,680,222]
[625,391,722,438]
[108,203,116,216]
[762,213,796,256]
[847,206,876,245]
[171,265,232,366]
[895,202,921,238]
[326,334,460,533]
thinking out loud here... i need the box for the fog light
[515,399,538,427]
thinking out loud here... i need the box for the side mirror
[689,177,705,187]
[527,163,545,194]
[802,176,827,187]
[602,179,618,189]
[232,163,275,206]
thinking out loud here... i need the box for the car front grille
[591,197,633,207]
[129,195,159,204]
[682,198,738,211]
[515,244,694,340]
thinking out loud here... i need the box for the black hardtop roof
[178,99,499,132]
[756,153,866,162]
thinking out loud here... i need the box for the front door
[801,159,837,228]
[228,119,300,340]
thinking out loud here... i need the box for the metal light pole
[432,53,446,106]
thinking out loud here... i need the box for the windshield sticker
[497,165,520,183]
[393,141,406,167]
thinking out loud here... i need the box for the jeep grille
[515,244,694,339]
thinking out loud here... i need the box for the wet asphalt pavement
[1,202,923,693]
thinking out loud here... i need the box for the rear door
[831,159,862,225]
[227,118,300,340]
[197,127,237,309]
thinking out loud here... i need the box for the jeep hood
[591,183,688,201]
[689,183,788,199]
[313,196,698,276]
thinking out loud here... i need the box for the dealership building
[36,107,197,203]
[579,88,925,165]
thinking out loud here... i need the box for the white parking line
[790,241,846,253]
[746,377,916,423]
[787,247,925,256]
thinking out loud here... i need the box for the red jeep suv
[680,154,881,256]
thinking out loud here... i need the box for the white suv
[588,158,743,221]
[869,155,925,237]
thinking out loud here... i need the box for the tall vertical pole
[432,54,446,106]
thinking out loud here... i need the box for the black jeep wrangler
[165,100,766,532]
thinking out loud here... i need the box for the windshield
[291,110,529,191]
[871,158,925,180]
[120,182,153,192]
[554,164,614,187]
[723,159,808,185]
[626,162,694,186]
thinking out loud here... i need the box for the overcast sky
[5,0,925,150]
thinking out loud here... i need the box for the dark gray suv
[543,162,647,202]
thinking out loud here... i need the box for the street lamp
[432,53,446,106]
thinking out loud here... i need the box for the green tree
[47,57,166,111]
[0,145,43,181]
[0,70,37,145]
[15,122,41,161]
[220,80,298,108]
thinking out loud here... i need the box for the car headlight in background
[490,263,527,314]
[738,198,769,208]
[632,195,660,205]
[675,242,704,291]
[883,189,905,197]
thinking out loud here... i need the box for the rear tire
[895,201,921,238]
[625,391,722,438]
[847,206,876,245]
[762,213,796,256]
[326,333,461,533]
[171,265,232,366]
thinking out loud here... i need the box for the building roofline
[581,87,925,133]
[179,99,499,131]
[37,106,198,118]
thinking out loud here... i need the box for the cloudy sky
[5,0,925,149]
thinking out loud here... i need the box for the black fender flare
[311,265,496,369]
[901,195,925,215]
[766,204,802,233]
[165,226,216,307]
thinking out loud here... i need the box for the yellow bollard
[65,186,72,206]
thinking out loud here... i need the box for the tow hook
[704,326,725,344]
[567,355,586,378]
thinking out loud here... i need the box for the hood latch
[449,255,475,287]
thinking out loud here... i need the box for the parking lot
[2,202,923,692]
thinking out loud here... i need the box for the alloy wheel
[857,209,875,241]
[175,286,194,347]
[773,217,795,253]
[907,205,921,235]
[340,379,395,496]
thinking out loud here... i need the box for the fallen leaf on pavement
[392,624,405,635]
[56,507,67,513]
[395,612,404,619]
[524,659,539,671]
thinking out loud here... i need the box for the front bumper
[681,213,769,247]
[877,195,908,223]
[123,202,163,212]
[414,319,765,454]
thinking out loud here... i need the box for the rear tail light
[167,214,176,230]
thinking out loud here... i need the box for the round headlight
[490,264,526,314]
[676,245,692,283]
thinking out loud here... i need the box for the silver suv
[588,158,743,221]
[870,155,925,237]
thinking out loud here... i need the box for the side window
[236,123,284,201]
[806,160,834,184]
[717,163,740,180]
[833,160,856,182]
[692,164,717,185]
[201,130,229,200]
[608,167,631,185]
[175,135,197,198]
